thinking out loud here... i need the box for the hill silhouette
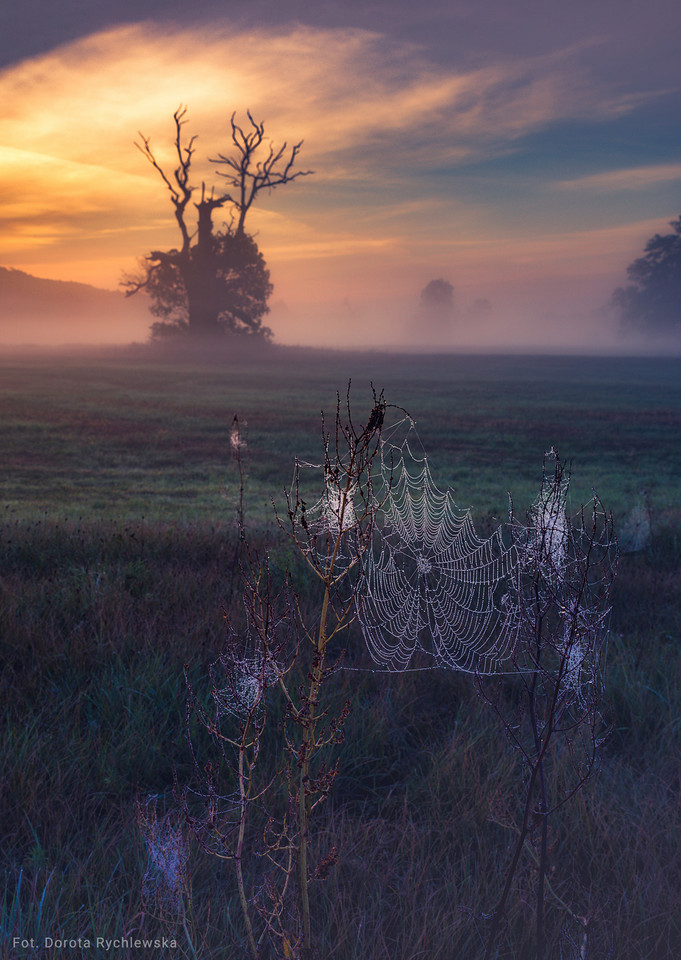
[0,266,150,345]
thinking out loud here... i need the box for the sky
[1,0,680,349]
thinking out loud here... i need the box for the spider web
[285,458,367,567]
[358,418,518,673]
[137,796,188,917]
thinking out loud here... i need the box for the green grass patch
[2,350,681,524]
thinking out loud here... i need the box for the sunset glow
[1,4,680,349]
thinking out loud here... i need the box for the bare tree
[124,106,312,340]
[211,111,310,239]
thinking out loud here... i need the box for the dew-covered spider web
[137,796,188,917]
[358,417,519,673]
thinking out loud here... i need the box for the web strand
[358,418,518,673]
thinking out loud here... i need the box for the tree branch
[135,106,195,254]
[210,112,313,235]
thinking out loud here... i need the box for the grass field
[3,348,681,523]
[2,347,680,959]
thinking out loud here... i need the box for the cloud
[0,14,668,351]
[0,23,648,248]
[555,163,681,192]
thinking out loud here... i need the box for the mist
[267,276,680,356]
[0,267,150,346]
[2,262,679,356]
[1,14,679,357]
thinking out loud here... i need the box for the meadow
[1,347,680,959]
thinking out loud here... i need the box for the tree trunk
[183,199,223,338]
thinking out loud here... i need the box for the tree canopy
[612,216,681,335]
[123,107,311,342]
[420,279,455,312]
[138,231,273,341]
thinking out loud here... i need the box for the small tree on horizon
[123,106,312,342]
[420,278,455,314]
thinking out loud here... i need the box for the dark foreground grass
[2,350,680,958]
[1,515,680,960]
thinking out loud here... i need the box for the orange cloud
[0,19,664,348]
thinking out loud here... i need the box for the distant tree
[420,278,455,315]
[466,298,492,322]
[123,107,311,341]
[415,279,456,344]
[612,215,681,335]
